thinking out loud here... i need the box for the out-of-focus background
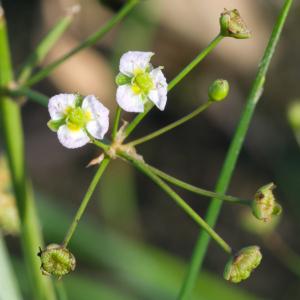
[1,0,300,299]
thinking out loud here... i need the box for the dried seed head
[38,244,76,278]
[224,245,262,283]
[252,183,282,222]
[219,9,251,39]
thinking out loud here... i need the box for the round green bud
[38,244,76,278]
[219,9,251,39]
[224,245,262,283]
[208,79,229,102]
[287,100,300,130]
[252,183,282,222]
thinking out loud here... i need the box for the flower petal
[48,94,77,120]
[57,125,89,149]
[148,68,168,111]
[119,51,154,76]
[116,85,145,113]
[82,95,109,140]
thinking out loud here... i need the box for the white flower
[115,51,168,113]
[47,94,109,149]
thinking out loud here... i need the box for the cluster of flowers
[47,51,167,149]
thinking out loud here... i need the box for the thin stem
[6,86,49,107]
[63,157,110,247]
[128,101,212,147]
[0,8,56,300]
[17,10,77,84]
[147,164,251,205]
[25,0,139,87]
[178,1,294,299]
[124,34,224,138]
[112,106,122,140]
[119,150,232,254]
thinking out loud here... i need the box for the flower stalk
[128,101,212,147]
[118,150,232,254]
[178,1,294,298]
[62,157,110,247]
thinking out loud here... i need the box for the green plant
[0,1,294,299]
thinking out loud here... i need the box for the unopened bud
[208,79,229,102]
[224,246,262,283]
[252,183,282,222]
[220,9,251,39]
[38,244,76,278]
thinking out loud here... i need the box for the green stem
[54,280,68,300]
[178,1,294,299]
[111,107,122,140]
[119,150,232,254]
[6,86,48,107]
[147,164,251,205]
[0,8,56,300]
[124,34,223,137]
[25,0,139,87]
[62,157,110,247]
[128,101,212,146]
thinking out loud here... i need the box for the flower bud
[224,246,262,283]
[287,100,300,130]
[252,183,282,222]
[38,244,76,278]
[219,9,251,39]
[208,79,229,102]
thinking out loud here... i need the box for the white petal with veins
[116,85,144,113]
[82,95,109,139]
[119,51,154,77]
[148,68,168,111]
[48,94,76,120]
[57,125,89,148]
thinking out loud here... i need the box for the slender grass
[178,1,294,299]
[124,34,224,137]
[25,0,139,87]
[0,7,56,300]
